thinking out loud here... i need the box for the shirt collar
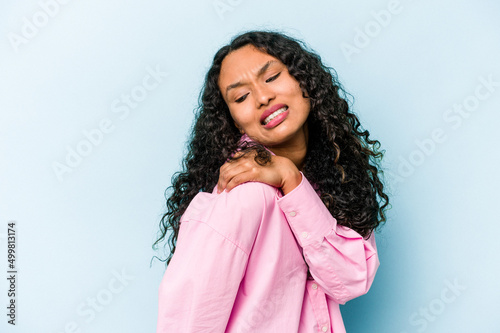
[238,134,276,156]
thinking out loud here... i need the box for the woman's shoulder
[180,181,280,252]
[185,181,280,221]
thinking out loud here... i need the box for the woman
[154,30,389,332]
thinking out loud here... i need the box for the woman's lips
[263,107,289,129]
[260,103,288,123]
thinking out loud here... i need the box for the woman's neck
[268,124,308,171]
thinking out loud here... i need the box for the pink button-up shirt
[157,139,379,333]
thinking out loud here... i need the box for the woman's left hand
[217,151,302,195]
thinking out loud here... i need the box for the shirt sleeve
[156,183,269,333]
[276,172,380,305]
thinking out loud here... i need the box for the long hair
[153,30,390,266]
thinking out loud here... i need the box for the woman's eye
[235,94,248,103]
[266,72,281,83]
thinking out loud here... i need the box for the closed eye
[266,72,281,83]
[235,93,248,103]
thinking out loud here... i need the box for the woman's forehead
[218,45,282,86]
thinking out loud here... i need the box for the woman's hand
[217,151,302,195]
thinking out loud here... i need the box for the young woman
[154,30,389,332]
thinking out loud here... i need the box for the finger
[231,151,245,160]
[219,163,254,193]
[218,158,245,192]
[219,162,249,192]
[233,149,259,162]
[218,152,249,176]
[225,171,255,192]
[217,152,259,193]
[218,162,230,193]
[218,162,235,193]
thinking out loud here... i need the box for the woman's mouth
[262,106,289,129]
[262,106,289,126]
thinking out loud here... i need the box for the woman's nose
[254,84,275,108]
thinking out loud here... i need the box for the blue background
[1,0,499,332]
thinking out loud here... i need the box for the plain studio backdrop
[1,0,499,332]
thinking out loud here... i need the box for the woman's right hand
[217,151,302,195]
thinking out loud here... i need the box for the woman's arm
[276,172,379,304]
[218,154,379,304]
[157,221,248,332]
[157,183,270,332]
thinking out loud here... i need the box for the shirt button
[289,211,297,217]
[301,231,308,238]
[322,325,328,332]
[312,283,318,290]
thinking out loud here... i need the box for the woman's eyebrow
[225,60,278,98]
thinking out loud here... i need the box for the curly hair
[153,30,390,266]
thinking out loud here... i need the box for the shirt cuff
[276,172,337,248]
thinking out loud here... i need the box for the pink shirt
[157,141,379,333]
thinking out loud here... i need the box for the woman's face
[218,44,311,151]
